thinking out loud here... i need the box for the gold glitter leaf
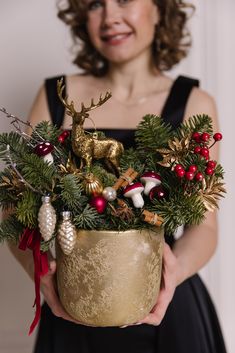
[199,176,226,211]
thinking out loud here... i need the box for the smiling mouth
[101,33,132,45]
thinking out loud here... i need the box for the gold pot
[56,228,164,327]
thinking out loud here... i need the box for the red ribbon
[19,228,48,335]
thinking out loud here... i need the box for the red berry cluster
[174,159,217,182]
[174,164,203,182]
[192,131,222,160]
[205,160,217,176]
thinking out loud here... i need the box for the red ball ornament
[188,165,197,173]
[194,146,201,154]
[174,164,184,172]
[205,167,214,176]
[185,171,194,181]
[195,172,204,182]
[200,147,209,158]
[200,132,210,142]
[58,130,70,144]
[213,132,222,141]
[176,169,185,178]
[192,132,201,143]
[207,160,217,169]
[90,195,107,214]
[149,186,166,201]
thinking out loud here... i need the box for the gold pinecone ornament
[38,195,57,241]
[57,211,76,255]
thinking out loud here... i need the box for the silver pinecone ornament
[38,195,57,241]
[57,211,76,255]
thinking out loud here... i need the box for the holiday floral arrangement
[0,79,225,331]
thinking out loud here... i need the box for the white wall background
[0,1,234,352]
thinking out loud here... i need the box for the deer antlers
[57,77,112,119]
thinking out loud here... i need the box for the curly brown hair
[57,0,194,76]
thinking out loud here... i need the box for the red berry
[213,133,222,141]
[174,164,184,172]
[200,132,210,142]
[62,130,70,138]
[195,172,204,181]
[194,146,201,154]
[192,132,201,143]
[188,165,197,173]
[205,167,214,175]
[185,171,194,180]
[200,147,209,158]
[207,160,217,169]
[176,169,185,178]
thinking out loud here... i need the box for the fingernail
[134,322,142,325]
[120,325,128,328]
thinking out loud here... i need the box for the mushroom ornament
[34,142,54,164]
[123,182,144,208]
[140,171,161,196]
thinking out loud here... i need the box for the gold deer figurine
[57,78,124,176]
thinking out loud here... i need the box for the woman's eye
[87,0,103,11]
[118,0,132,4]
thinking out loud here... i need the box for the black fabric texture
[33,75,227,353]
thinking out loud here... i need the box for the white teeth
[106,34,129,41]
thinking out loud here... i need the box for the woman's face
[85,0,159,64]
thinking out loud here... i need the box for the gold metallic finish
[83,173,103,195]
[56,228,164,327]
[57,78,124,175]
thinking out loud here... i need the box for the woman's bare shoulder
[28,84,51,129]
[185,87,217,120]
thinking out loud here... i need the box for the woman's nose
[101,2,121,28]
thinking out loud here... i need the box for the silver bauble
[102,187,117,201]
[38,195,57,241]
[57,211,76,255]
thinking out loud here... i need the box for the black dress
[33,76,227,353]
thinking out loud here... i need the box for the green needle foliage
[135,115,172,151]
[0,113,225,247]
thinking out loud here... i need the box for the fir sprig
[73,205,104,229]
[135,115,172,151]
[59,174,84,211]
[0,215,24,244]
[15,190,41,228]
[175,114,213,139]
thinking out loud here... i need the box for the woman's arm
[139,88,220,326]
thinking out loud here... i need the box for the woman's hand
[138,242,180,326]
[40,256,81,323]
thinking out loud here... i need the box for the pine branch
[73,205,104,229]
[18,154,58,192]
[175,114,213,139]
[149,194,206,234]
[31,121,60,143]
[135,115,172,151]
[59,174,85,210]
[120,148,145,174]
[89,163,117,187]
[15,190,41,228]
[0,215,24,244]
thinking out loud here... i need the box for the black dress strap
[45,75,66,128]
[161,75,199,129]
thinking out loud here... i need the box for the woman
[10,0,227,352]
